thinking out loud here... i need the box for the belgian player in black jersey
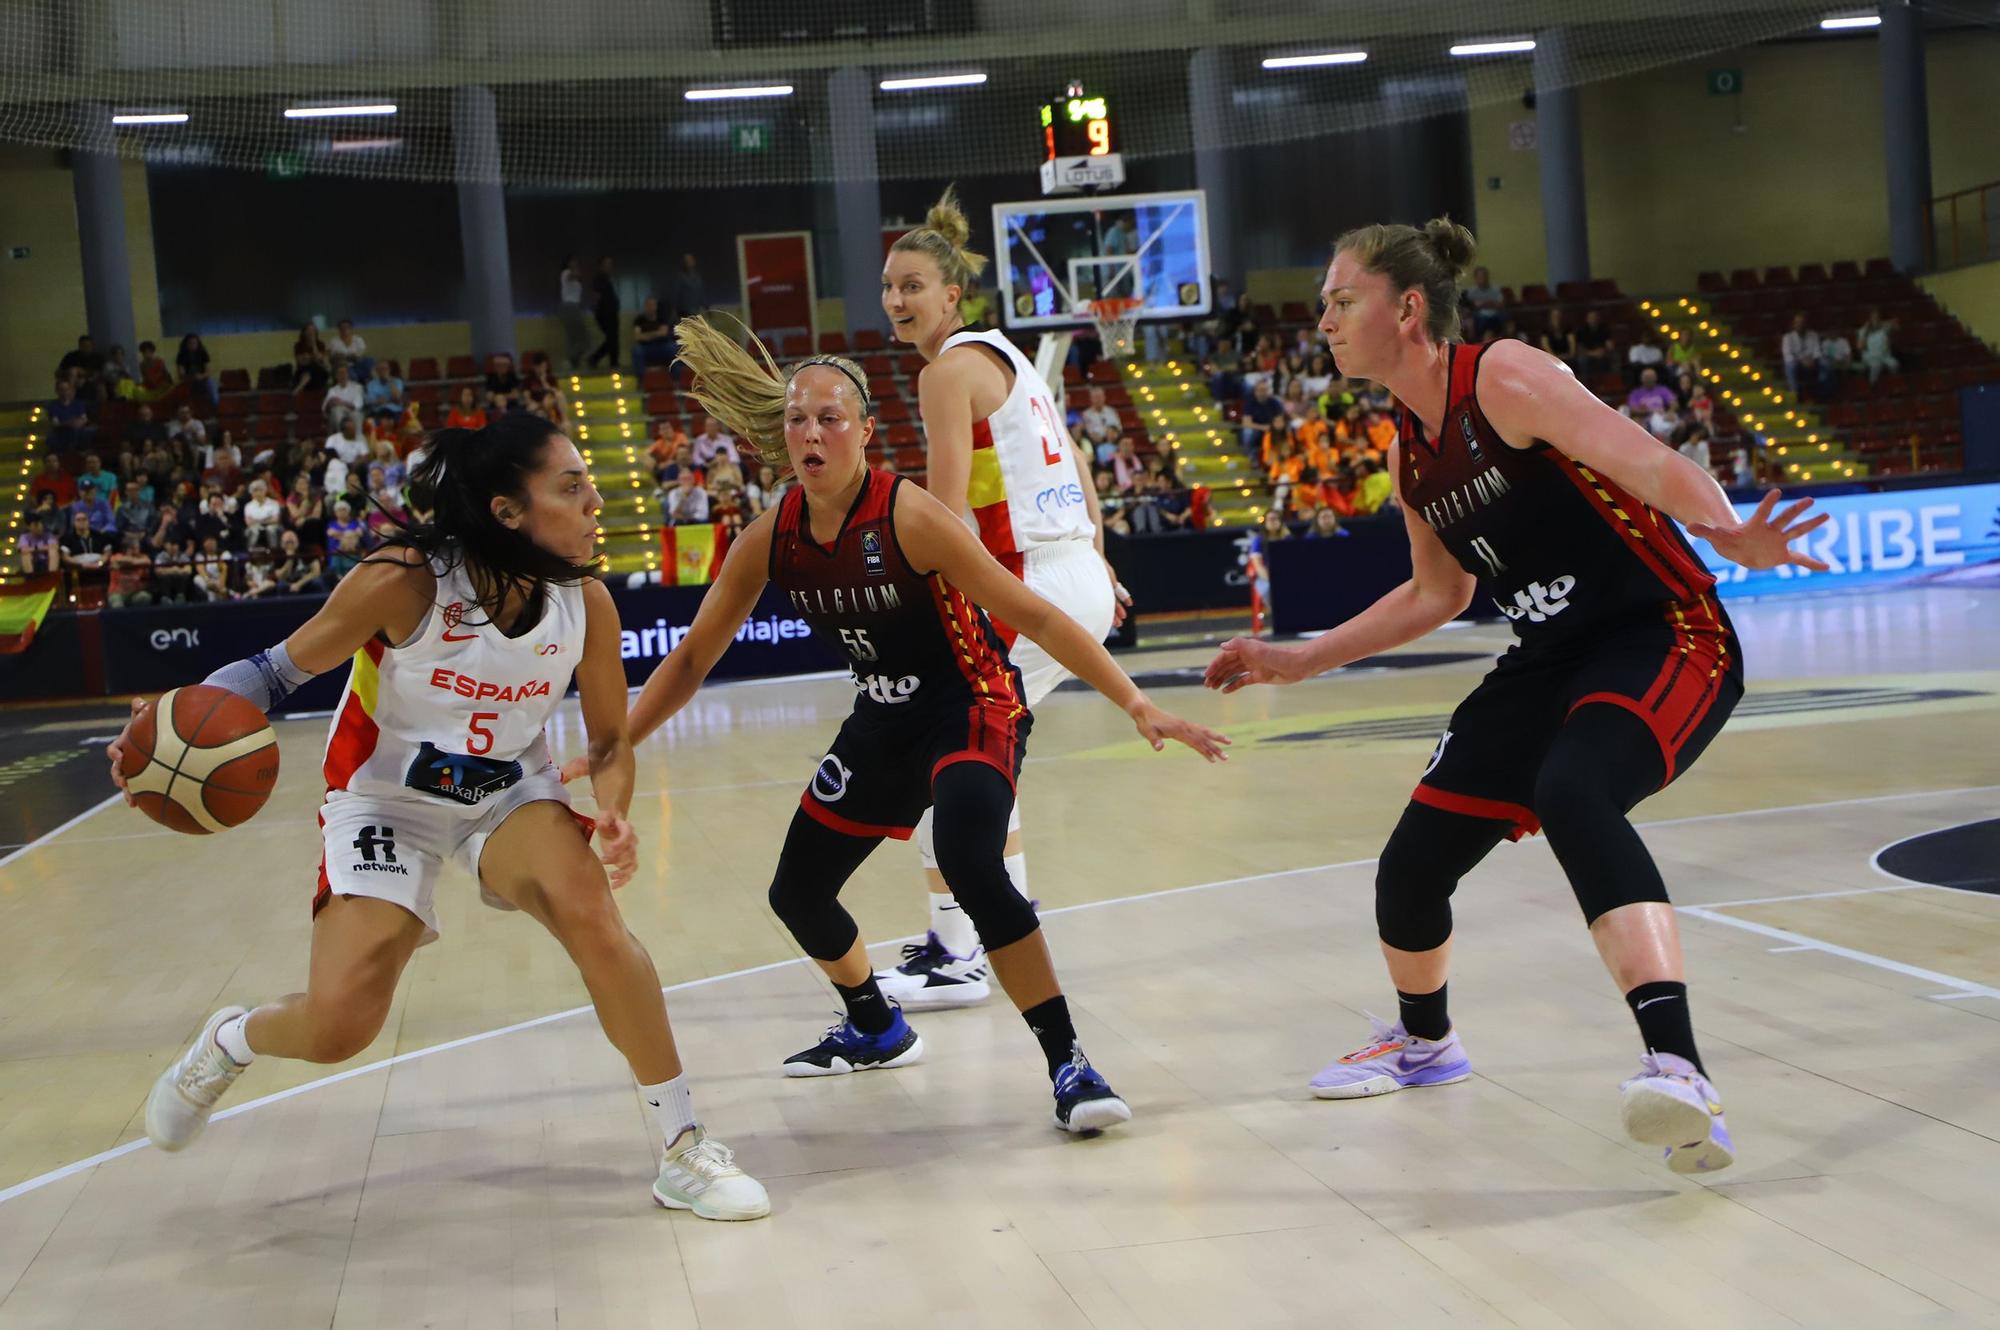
[1206,220,1827,1175]
[605,317,1228,1137]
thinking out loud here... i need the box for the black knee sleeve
[1374,801,1510,952]
[1534,704,1670,924]
[765,807,876,961]
[930,763,1039,952]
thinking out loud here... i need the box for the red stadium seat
[818,331,850,354]
[1279,301,1312,325]
[1864,257,1896,278]
[1588,278,1622,300]
[1555,280,1590,303]
[863,355,894,377]
[218,368,251,393]
[408,357,441,381]
[867,375,899,401]
[1829,260,1863,283]
[446,355,478,380]
[886,424,920,449]
[1519,283,1552,306]
[898,353,926,377]
[1762,266,1796,287]
[645,391,677,416]
[854,328,886,351]
[894,446,926,471]
[1696,271,1727,294]
[876,399,912,424]
[642,366,673,392]
[255,392,289,416]
[1796,263,1830,285]
[217,396,249,420]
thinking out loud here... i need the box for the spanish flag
[661,522,729,586]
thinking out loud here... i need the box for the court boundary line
[2,783,1995,1209]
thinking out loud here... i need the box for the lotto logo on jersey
[427,667,554,703]
[853,672,921,705]
[1494,574,1578,624]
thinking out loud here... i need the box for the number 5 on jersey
[839,627,878,661]
[467,711,498,755]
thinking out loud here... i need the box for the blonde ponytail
[890,185,988,292]
[672,313,871,471]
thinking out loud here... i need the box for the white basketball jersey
[938,327,1095,571]
[322,559,586,813]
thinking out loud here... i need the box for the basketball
[118,685,281,834]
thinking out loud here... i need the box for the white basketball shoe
[145,1006,250,1151]
[873,932,992,1010]
[653,1128,772,1221]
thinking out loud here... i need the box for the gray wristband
[200,641,314,712]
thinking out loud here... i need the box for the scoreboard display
[1041,87,1114,162]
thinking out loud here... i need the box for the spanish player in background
[110,415,770,1221]
[873,188,1129,1009]
[1206,220,1828,1174]
[615,317,1226,1133]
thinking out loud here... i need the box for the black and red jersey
[769,469,1026,714]
[1397,341,1727,649]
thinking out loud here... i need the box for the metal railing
[1925,180,2000,271]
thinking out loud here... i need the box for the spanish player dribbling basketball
[1205,220,1830,1175]
[107,416,769,1221]
[873,188,1129,1010]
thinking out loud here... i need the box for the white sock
[214,1011,256,1065]
[1003,852,1029,903]
[930,892,980,958]
[639,1074,697,1146]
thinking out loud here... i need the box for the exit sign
[732,123,768,152]
[1707,68,1744,95]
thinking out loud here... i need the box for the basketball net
[1086,297,1142,358]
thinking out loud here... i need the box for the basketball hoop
[1086,296,1142,357]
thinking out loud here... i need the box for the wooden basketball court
[2,585,1996,1329]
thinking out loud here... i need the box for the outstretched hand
[1128,699,1231,762]
[1203,636,1309,693]
[1687,489,1831,572]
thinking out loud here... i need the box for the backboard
[990,189,1212,332]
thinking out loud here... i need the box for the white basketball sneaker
[873,932,992,1010]
[653,1128,771,1221]
[145,1006,250,1152]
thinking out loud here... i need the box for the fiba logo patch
[1459,413,1484,463]
[812,754,853,802]
[860,528,887,577]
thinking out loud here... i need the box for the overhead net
[0,1,1939,189]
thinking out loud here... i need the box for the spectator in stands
[364,466,408,536]
[588,255,621,369]
[1728,445,1755,488]
[705,450,745,498]
[1319,463,1358,518]
[268,529,325,596]
[632,297,674,373]
[365,361,406,425]
[1298,352,1335,400]
[485,354,523,411]
[1677,423,1714,476]
[176,333,217,405]
[558,255,592,369]
[60,508,114,588]
[202,441,244,497]
[1305,505,1349,540]
[56,334,104,392]
[327,528,364,582]
[1223,290,1258,357]
[647,420,690,474]
[1643,397,1680,443]
[192,536,234,600]
[291,324,331,396]
[115,480,156,544]
[325,498,364,551]
[1123,470,1164,535]
[446,384,488,431]
[20,493,62,572]
[148,536,192,602]
[98,345,133,400]
[70,477,114,535]
[1267,435,1304,512]
[323,361,365,429]
[195,492,242,553]
[1279,378,1312,427]
[241,478,283,550]
[1353,457,1394,515]
[327,319,371,381]
[522,362,567,425]
[1781,314,1825,398]
[1859,309,1900,384]
[147,496,188,555]
[128,339,170,401]
[165,402,207,455]
[1109,436,1145,493]
[1078,386,1120,462]
[367,436,406,492]
[1821,327,1854,380]
[690,415,740,468]
[1153,471,1193,532]
[286,473,325,550]
[32,453,74,507]
[1203,352,1243,403]
[1626,367,1677,417]
[1462,266,1507,338]
[49,378,95,449]
[670,253,706,322]
[1537,309,1577,367]
[106,533,154,607]
[662,467,710,526]
[1362,408,1397,456]
[1666,330,1703,382]
[1239,378,1283,456]
[1574,310,1616,379]
[75,450,117,495]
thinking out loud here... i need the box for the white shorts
[314,767,590,945]
[1009,539,1116,706]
